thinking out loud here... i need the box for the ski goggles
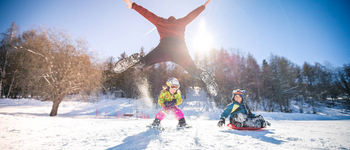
[233,89,245,95]
[234,91,243,95]
[170,85,179,89]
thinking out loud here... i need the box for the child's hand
[163,101,171,107]
[217,118,225,127]
[164,99,176,107]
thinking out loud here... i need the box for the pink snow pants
[155,106,184,120]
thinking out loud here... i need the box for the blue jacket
[220,101,255,120]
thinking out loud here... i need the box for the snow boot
[234,122,244,128]
[178,118,187,127]
[151,118,161,127]
[132,56,145,71]
[261,121,271,128]
[200,71,219,96]
[113,53,143,73]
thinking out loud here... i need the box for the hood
[233,94,244,104]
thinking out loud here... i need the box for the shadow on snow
[221,129,285,145]
[106,128,161,150]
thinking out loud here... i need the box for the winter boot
[267,121,271,126]
[113,53,142,73]
[132,56,145,71]
[151,118,161,127]
[261,121,271,128]
[234,122,244,127]
[178,118,187,127]
[200,71,219,96]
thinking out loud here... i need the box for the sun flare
[193,20,214,55]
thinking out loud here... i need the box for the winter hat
[231,89,245,102]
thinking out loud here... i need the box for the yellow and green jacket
[158,90,183,107]
[220,101,255,120]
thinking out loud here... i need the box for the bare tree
[18,27,102,116]
[302,62,321,114]
[102,56,118,95]
[268,55,296,112]
[0,22,20,97]
[245,53,262,110]
[335,64,350,107]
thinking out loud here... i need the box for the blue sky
[1,0,349,67]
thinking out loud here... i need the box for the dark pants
[142,37,203,78]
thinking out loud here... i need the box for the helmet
[166,77,180,89]
[231,89,245,101]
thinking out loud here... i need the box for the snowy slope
[1,88,350,150]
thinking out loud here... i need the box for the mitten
[168,99,177,107]
[164,99,177,107]
[163,101,171,107]
[217,118,225,127]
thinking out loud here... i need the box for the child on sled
[151,77,188,127]
[217,89,271,128]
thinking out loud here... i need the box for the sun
[193,20,214,55]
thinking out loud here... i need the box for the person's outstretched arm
[180,0,210,25]
[124,0,132,8]
[204,0,210,7]
[123,0,161,25]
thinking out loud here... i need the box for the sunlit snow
[1,88,349,150]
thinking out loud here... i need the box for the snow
[1,88,350,150]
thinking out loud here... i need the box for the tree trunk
[299,97,304,113]
[50,99,61,116]
[183,87,187,99]
[0,68,6,98]
[0,79,2,98]
[279,100,283,112]
[311,99,317,114]
[7,76,15,98]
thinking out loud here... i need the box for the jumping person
[116,0,218,96]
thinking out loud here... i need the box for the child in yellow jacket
[151,77,187,127]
